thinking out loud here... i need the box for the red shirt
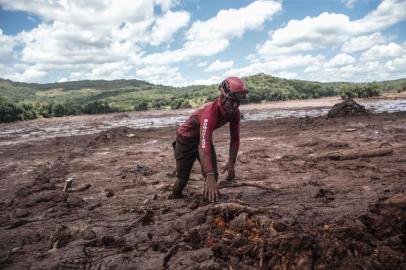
[177,96,240,173]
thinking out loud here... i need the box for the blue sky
[0,0,405,86]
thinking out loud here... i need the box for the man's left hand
[222,162,235,182]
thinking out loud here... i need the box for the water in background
[0,99,405,145]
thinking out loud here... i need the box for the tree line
[1,74,405,123]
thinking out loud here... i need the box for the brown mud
[0,112,405,269]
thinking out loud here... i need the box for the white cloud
[140,0,282,65]
[341,32,386,53]
[342,0,357,9]
[0,29,17,63]
[361,42,402,61]
[325,53,356,67]
[258,0,406,57]
[385,56,406,72]
[19,65,48,82]
[204,59,234,72]
[190,75,222,85]
[150,11,190,46]
[135,65,184,86]
[197,61,208,68]
[225,54,325,78]
[0,0,190,83]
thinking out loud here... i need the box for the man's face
[222,96,240,114]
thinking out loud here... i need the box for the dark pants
[171,134,218,197]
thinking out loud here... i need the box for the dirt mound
[327,98,369,118]
[89,126,140,146]
[162,195,406,269]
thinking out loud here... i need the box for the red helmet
[219,77,247,101]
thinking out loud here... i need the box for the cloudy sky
[0,0,405,86]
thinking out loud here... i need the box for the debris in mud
[134,163,152,176]
[313,146,394,161]
[81,228,97,240]
[104,189,114,197]
[327,98,369,118]
[49,225,72,249]
[63,177,73,192]
[86,201,101,210]
[69,183,91,192]
[314,187,335,202]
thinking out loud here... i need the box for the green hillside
[1,74,406,123]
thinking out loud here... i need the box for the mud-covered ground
[0,110,405,269]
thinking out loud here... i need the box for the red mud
[0,112,405,269]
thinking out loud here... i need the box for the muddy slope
[0,112,405,269]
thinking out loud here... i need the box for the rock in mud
[101,235,116,246]
[13,208,30,218]
[134,163,152,176]
[327,98,369,118]
[66,194,84,208]
[192,248,213,263]
[198,259,221,270]
[229,212,248,231]
[314,188,335,202]
[384,193,406,208]
[81,228,96,240]
[105,189,114,197]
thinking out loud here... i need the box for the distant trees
[0,96,119,123]
[133,99,148,111]
[338,82,383,99]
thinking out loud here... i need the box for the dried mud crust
[0,112,405,269]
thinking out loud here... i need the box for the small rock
[151,193,158,200]
[66,195,84,208]
[11,247,21,253]
[229,213,248,231]
[231,235,248,248]
[274,221,287,232]
[13,208,30,218]
[127,133,136,138]
[199,259,221,270]
[86,202,101,210]
[101,235,116,246]
[192,248,213,263]
[129,208,136,213]
[105,189,114,198]
[81,228,96,240]
[160,207,169,214]
[384,193,406,207]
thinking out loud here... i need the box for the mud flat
[0,110,405,269]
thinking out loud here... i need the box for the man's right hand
[204,174,220,202]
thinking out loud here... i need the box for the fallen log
[312,147,393,161]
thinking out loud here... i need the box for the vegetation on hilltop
[0,74,405,123]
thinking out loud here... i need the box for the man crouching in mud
[170,77,247,202]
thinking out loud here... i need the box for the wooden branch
[219,182,277,191]
[211,202,268,215]
[312,147,394,161]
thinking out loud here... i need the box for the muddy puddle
[0,99,405,146]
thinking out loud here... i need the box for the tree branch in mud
[211,202,269,216]
[311,147,394,161]
[219,182,277,191]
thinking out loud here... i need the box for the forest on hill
[1,73,405,123]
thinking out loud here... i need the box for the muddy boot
[169,177,188,199]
